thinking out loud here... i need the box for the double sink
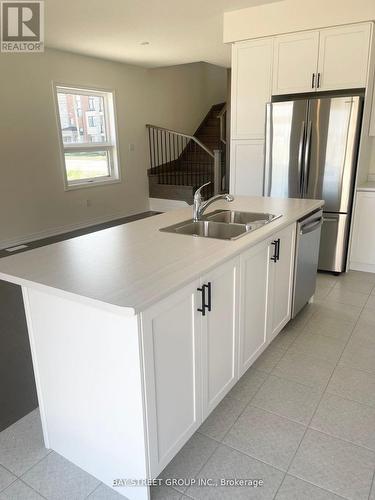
[160,210,282,240]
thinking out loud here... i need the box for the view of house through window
[55,86,120,188]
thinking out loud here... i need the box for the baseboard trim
[149,198,190,212]
[0,209,148,251]
[349,262,375,274]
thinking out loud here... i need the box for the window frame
[53,83,121,190]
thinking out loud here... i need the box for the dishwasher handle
[300,217,323,235]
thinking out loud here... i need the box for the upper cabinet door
[201,257,239,418]
[317,23,372,91]
[231,38,273,139]
[273,31,319,95]
[230,139,264,196]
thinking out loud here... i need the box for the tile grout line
[368,470,375,500]
[16,449,53,479]
[84,480,105,499]
[84,482,102,499]
[0,475,18,495]
[17,477,50,500]
[189,305,318,497]
[282,473,350,500]
[272,290,370,500]
[170,433,225,498]
[187,370,285,497]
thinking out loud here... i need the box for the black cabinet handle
[312,73,316,89]
[207,282,212,312]
[271,239,281,263]
[197,282,212,315]
[276,238,281,261]
[271,240,278,262]
[197,285,206,316]
[317,72,321,88]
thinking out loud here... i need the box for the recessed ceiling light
[140,41,150,46]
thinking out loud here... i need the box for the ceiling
[45,0,278,68]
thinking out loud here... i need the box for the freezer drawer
[318,213,350,273]
[292,210,323,318]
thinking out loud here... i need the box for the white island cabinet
[0,197,323,500]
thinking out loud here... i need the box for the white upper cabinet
[231,38,273,139]
[317,24,372,91]
[201,257,239,418]
[273,31,319,95]
[230,140,264,196]
[272,23,372,95]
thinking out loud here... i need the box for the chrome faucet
[193,182,234,222]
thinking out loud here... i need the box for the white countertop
[0,197,323,316]
[357,181,375,192]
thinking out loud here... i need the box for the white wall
[224,0,375,43]
[0,50,226,248]
[147,62,227,134]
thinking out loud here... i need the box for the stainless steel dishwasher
[292,210,323,318]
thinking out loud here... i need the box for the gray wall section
[0,280,38,432]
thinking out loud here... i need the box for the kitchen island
[0,196,323,500]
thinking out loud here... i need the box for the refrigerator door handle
[303,121,312,197]
[298,121,306,196]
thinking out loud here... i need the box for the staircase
[147,103,226,204]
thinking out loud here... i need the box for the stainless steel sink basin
[174,221,250,240]
[160,210,282,241]
[204,210,281,226]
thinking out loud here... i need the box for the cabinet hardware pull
[317,72,321,88]
[207,282,212,312]
[197,285,206,316]
[312,73,316,89]
[197,283,211,315]
[271,239,281,262]
[271,240,278,262]
[276,238,281,261]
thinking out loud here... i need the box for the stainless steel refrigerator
[264,94,363,273]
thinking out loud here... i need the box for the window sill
[64,178,122,191]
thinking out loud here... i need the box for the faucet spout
[193,183,234,221]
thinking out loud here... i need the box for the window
[55,85,120,189]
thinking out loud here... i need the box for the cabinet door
[230,140,264,196]
[317,23,371,91]
[371,82,375,137]
[239,239,271,376]
[201,258,239,418]
[231,38,273,139]
[141,281,202,477]
[273,31,319,95]
[268,224,296,342]
[350,192,375,270]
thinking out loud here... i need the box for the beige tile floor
[1,271,375,500]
